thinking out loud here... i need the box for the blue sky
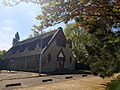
[0,1,66,51]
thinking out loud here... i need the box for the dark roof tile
[6,30,57,57]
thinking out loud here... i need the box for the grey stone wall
[41,39,75,72]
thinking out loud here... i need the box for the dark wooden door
[58,57,64,70]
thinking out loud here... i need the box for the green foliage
[65,23,120,77]
[0,50,6,69]
[31,29,40,37]
[0,50,6,61]
[107,76,120,90]
[4,0,119,31]
[86,30,120,77]
[64,23,93,62]
[33,0,120,31]
[0,50,6,64]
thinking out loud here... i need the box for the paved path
[0,73,92,90]
[0,70,112,90]
[14,76,112,90]
[0,70,41,81]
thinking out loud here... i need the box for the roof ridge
[13,30,58,46]
[41,29,60,53]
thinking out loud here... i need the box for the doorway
[57,49,65,71]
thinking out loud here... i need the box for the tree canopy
[64,23,93,62]
[3,0,120,31]
[65,22,120,78]
[0,50,6,61]
[0,50,6,69]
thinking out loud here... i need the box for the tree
[0,50,6,61]
[64,23,93,63]
[0,50,6,70]
[0,50,6,60]
[3,0,120,30]
[65,23,120,77]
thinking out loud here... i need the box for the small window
[70,56,72,63]
[48,53,51,62]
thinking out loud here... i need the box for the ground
[0,70,112,90]
[15,76,112,90]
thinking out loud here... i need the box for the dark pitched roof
[5,30,58,58]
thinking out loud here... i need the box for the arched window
[48,53,51,62]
